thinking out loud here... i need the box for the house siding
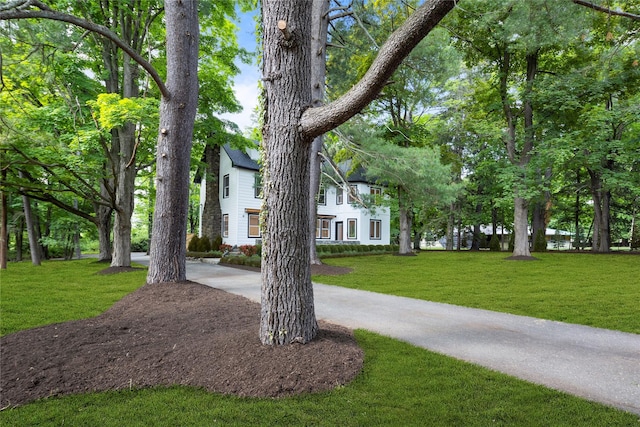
[201,145,390,248]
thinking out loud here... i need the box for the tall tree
[259,0,456,344]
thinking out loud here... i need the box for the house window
[348,185,358,204]
[316,218,331,239]
[223,174,230,198]
[370,187,381,205]
[222,214,229,238]
[248,213,261,238]
[317,186,326,205]
[347,218,357,240]
[254,173,263,199]
[336,187,343,205]
[370,219,381,240]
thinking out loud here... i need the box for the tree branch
[0,0,171,99]
[300,0,457,139]
[572,0,640,21]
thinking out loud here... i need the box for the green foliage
[211,235,223,251]
[631,222,640,251]
[187,236,200,252]
[197,236,212,253]
[533,229,548,252]
[489,234,501,252]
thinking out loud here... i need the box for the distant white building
[199,144,391,247]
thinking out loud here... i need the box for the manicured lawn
[0,259,147,336]
[313,252,640,334]
[1,257,638,425]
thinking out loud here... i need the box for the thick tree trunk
[147,0,199,284]
[446,204,455,250]
[260,0,318,345]
[512,196,532,257]
[398,187,414,255]
[308,0,330,266]
[201,144,222,240]
[95,200,113,261]
[588,169,611,253]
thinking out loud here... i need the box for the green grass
[1,331,637,426]
[1,256,639,425]
[0,259,147,336]
[312,252,640,334]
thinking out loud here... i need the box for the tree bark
[588,168,611,253]
[398,187,414,255]
[512,196,531,257]
[260,0,318,345]
[19,172,41,266]
[0,168,7,270]
[201,144,222,240]
[147,0,199,284]
[308,0,330,266]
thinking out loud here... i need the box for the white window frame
[347,218,357,240]
[370,219,381,240]
[336,187,343,205]
[222,214,229,238]
[223,174,230,198]
[254,173,263,199]
[316,218,331,239]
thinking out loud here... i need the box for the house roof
[223,143,260,171]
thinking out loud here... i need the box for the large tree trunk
[512,196,531,257]
[201,144,222,240]
[308,0,330,266]
[260,0,318,345]
[147,0,199,284]
[588,169,611,253]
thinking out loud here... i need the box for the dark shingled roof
[223,143,260,171]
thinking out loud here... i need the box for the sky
[219,10,261,134]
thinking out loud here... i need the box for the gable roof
[223,143,260,171]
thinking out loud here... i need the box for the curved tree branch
[572,0,640,21]
[299,0,457,139]
[0,0,170,99]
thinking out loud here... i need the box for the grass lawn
[0,259,147,336]
[1,257,639,425]
[313,252,640,334]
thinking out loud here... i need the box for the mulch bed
[1,277,363,409]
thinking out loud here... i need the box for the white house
[199,144,391,247]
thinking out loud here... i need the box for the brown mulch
[219,262,353,276]
[0,278,364,409]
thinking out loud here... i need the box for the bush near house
[220,244,399,268]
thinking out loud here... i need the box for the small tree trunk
[95,202,113,261]
[0,168,7,269]
[398,187,414,255]
[21,192,41,266]
[308,0,330,266]
[147,0,199,284]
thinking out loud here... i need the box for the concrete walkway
[132,254,640,415]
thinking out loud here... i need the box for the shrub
[489,234,501,252]
[131,237,149,252]
[187,235,200,252]
[197,236,212,252]
[533,229,547,252]
[239,245,258,257]
[219,244,233,254]
[211,235,223,251]
[630,223,640,250]
[508,234,515,252]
